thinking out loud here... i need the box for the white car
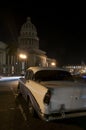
[17,66,86,121]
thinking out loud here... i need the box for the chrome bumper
[43,110,86,121]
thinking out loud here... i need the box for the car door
[24,70,34,100]
[20,70,30,99]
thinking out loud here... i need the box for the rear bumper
[42,110,86,121]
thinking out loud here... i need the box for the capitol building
[0,17,56,75]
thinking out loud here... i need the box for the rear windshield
[35,70,74,81]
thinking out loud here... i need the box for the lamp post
[19,54,27,75]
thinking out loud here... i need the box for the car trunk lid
[41,81,86,112]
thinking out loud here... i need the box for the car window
[25,70,34,80]
[35,70,74,81]
[25,71,29,80]
[29,70,34,80]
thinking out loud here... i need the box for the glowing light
[19,54,27,59]
[51,62,56,67]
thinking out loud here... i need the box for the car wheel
[27,97,36,117]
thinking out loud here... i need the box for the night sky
[0,7,86,66]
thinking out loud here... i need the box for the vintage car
[17,66,86,121]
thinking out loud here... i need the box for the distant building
[63,64,86,75]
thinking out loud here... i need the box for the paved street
[0,80,29,130]
[0,78,86,130]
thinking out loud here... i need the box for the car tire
[27,97,37,117]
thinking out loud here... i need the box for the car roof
[27,66,68,74]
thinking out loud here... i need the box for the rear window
[35,70,74,81]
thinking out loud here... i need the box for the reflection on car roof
[27,66,67,74]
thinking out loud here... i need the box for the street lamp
[19,54,27,59]
[51,61,56,67]
[19,53,27,75]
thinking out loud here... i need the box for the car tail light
[43,90,51,105]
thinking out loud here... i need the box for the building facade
[0,17,56,75]
[17,17,48,68]
[0,42,7,74]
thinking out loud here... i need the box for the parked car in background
[17,67,86,121]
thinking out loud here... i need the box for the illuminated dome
[18,17,39,49]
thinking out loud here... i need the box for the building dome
[20,17,38,40]
[18,17,39,49]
